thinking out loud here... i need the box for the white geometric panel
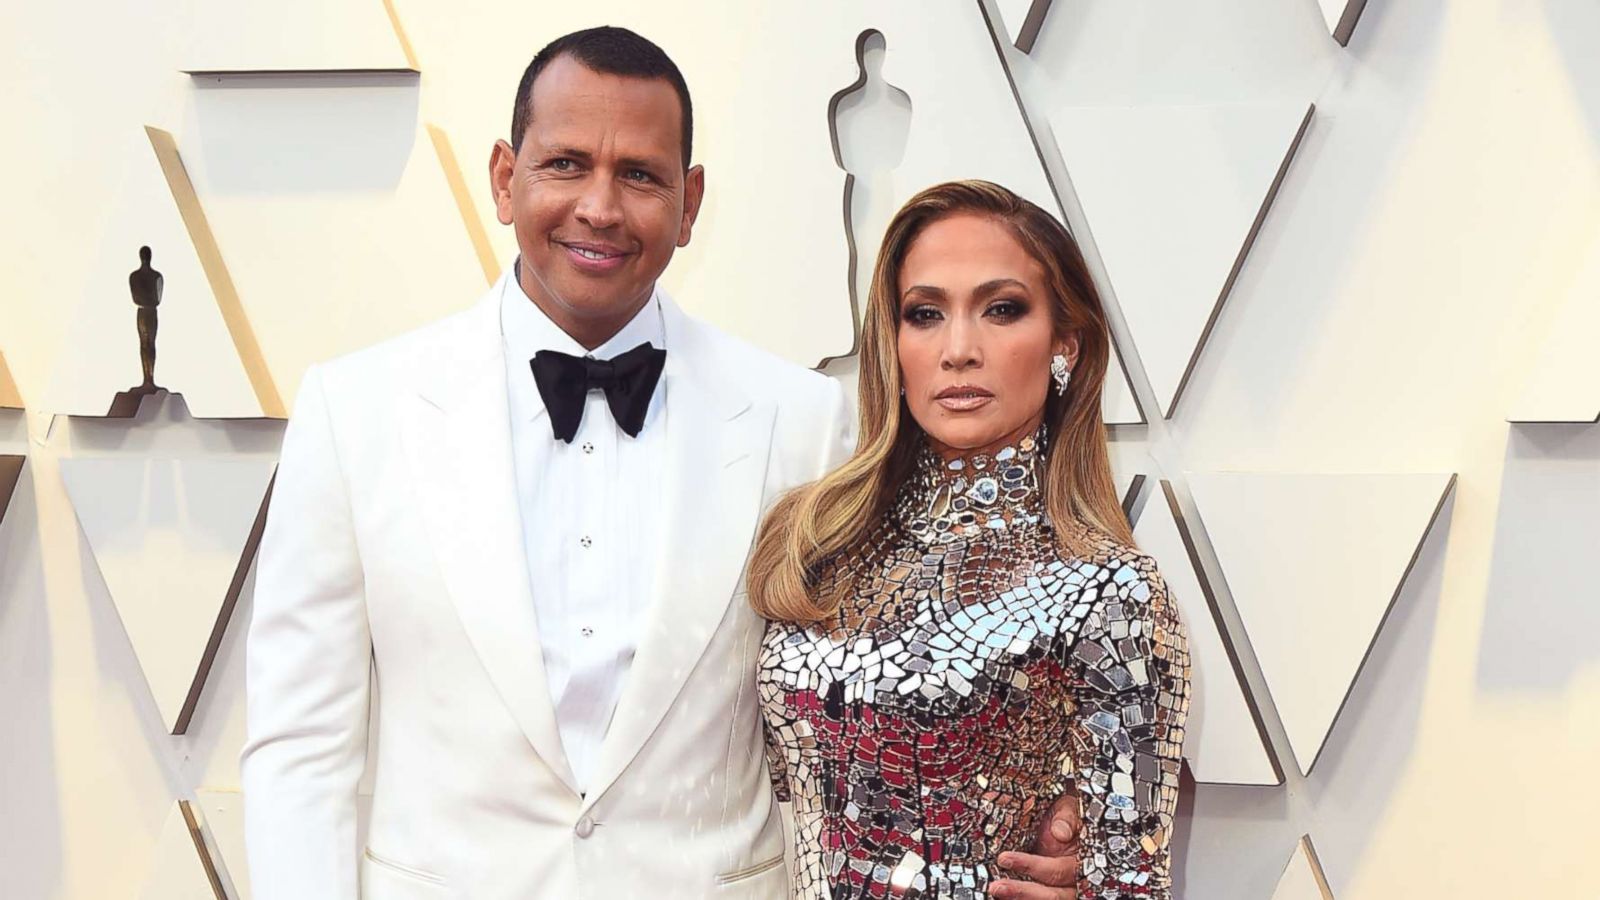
[40,129,276,420]
[179,81,487,408]
[1317,0,1370,47]
[139,801,226,900]
[1186,471,1455,775]
[1272,835,1335,900]
[1132,479,1280,785]
[184,0,416,74]
[0,350,21,409]
[1508,233,1600,423]
[1050,103,1314,417]
[1104,350,1143,425]
[397,1,1062,369]
[61,458,276,734]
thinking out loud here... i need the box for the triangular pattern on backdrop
[139,801,227,900]
[194,791,248,900]
[995,0,1053,53]
[40,128,276,420]
[1508,233,1600,423]
[1317,0,1370,47]
[394,2,1067,373]
[179,89,488,412]
[1116,471,1144,521]
[61,458,276,733]
[0,350,22,409]
[1272,835,1336,900]
[1185,471,1455,774]
[1050,103,1314,418]
[0,456,22,527]
[197,788,377,899]
[1131,479,1281,784]
[183,0,417,74]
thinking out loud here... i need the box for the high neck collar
[894,426,1048,542]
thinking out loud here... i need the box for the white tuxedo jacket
[242,274,852,899]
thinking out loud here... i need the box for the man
[243,26,1082,899]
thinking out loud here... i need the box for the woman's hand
[988,793,1082,899]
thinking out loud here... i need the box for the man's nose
[573,174,624,229]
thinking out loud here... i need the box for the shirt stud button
[582,441,595,454]
[581,626,594,637]
[575,816,596,839]
[580,536,593,548]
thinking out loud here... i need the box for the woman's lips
[933,387,994,412]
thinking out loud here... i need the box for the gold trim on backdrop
[179,800,229,900]
[0,350,22,409]
[382,0,422,72]
[1298,835,1337,899]
[144,126,287,419]
[428,124,501,285]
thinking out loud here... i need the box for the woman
[749,181,1191,900]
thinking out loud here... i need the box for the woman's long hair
[748,180,1133,623]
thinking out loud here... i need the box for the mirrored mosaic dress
[758,432,1191,899]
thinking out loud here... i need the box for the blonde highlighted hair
[749,180,1133,623]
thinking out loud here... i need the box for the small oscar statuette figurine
[108,245,167,416]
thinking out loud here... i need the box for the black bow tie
[530,343,667,443]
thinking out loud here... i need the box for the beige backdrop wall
[1,1,1596,898]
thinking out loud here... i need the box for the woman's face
[895,213,1077,457]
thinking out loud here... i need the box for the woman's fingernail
[998,852,1014,866]
[1052,819,1074,841]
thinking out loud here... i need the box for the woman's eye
[903,306,941,325]
[987,299,1026,320]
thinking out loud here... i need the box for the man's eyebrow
[617,155,669,171]
[535,146,593,161]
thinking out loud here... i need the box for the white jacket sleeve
[241,363,371,900]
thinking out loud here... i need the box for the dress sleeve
[1062,555,1191,899]
[759,623,793,804]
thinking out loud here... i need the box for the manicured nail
[1052,818,1074,841]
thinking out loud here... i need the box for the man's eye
[624,169,652,182]
[549,159,574,171]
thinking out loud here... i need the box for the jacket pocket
[362,846,448,892]
[714,853,785,885]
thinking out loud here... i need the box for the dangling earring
[1050,354,1071,396]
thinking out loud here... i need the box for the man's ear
[678,164,706,247]
[489,139,517,226]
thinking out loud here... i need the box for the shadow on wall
[0,469,64,898]
[1476,424,1600,693]
[188,72,421,195]
[1542,0,1600,147]
[1300,488,1454,893]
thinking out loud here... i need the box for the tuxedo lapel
[402,275,578,794]
[581,300,776,809]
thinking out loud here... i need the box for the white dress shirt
[501,270,667,793]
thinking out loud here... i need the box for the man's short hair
[511,26,694,167]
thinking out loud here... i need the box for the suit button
[575,816,595,838]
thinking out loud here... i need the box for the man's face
[491,55,704,338]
